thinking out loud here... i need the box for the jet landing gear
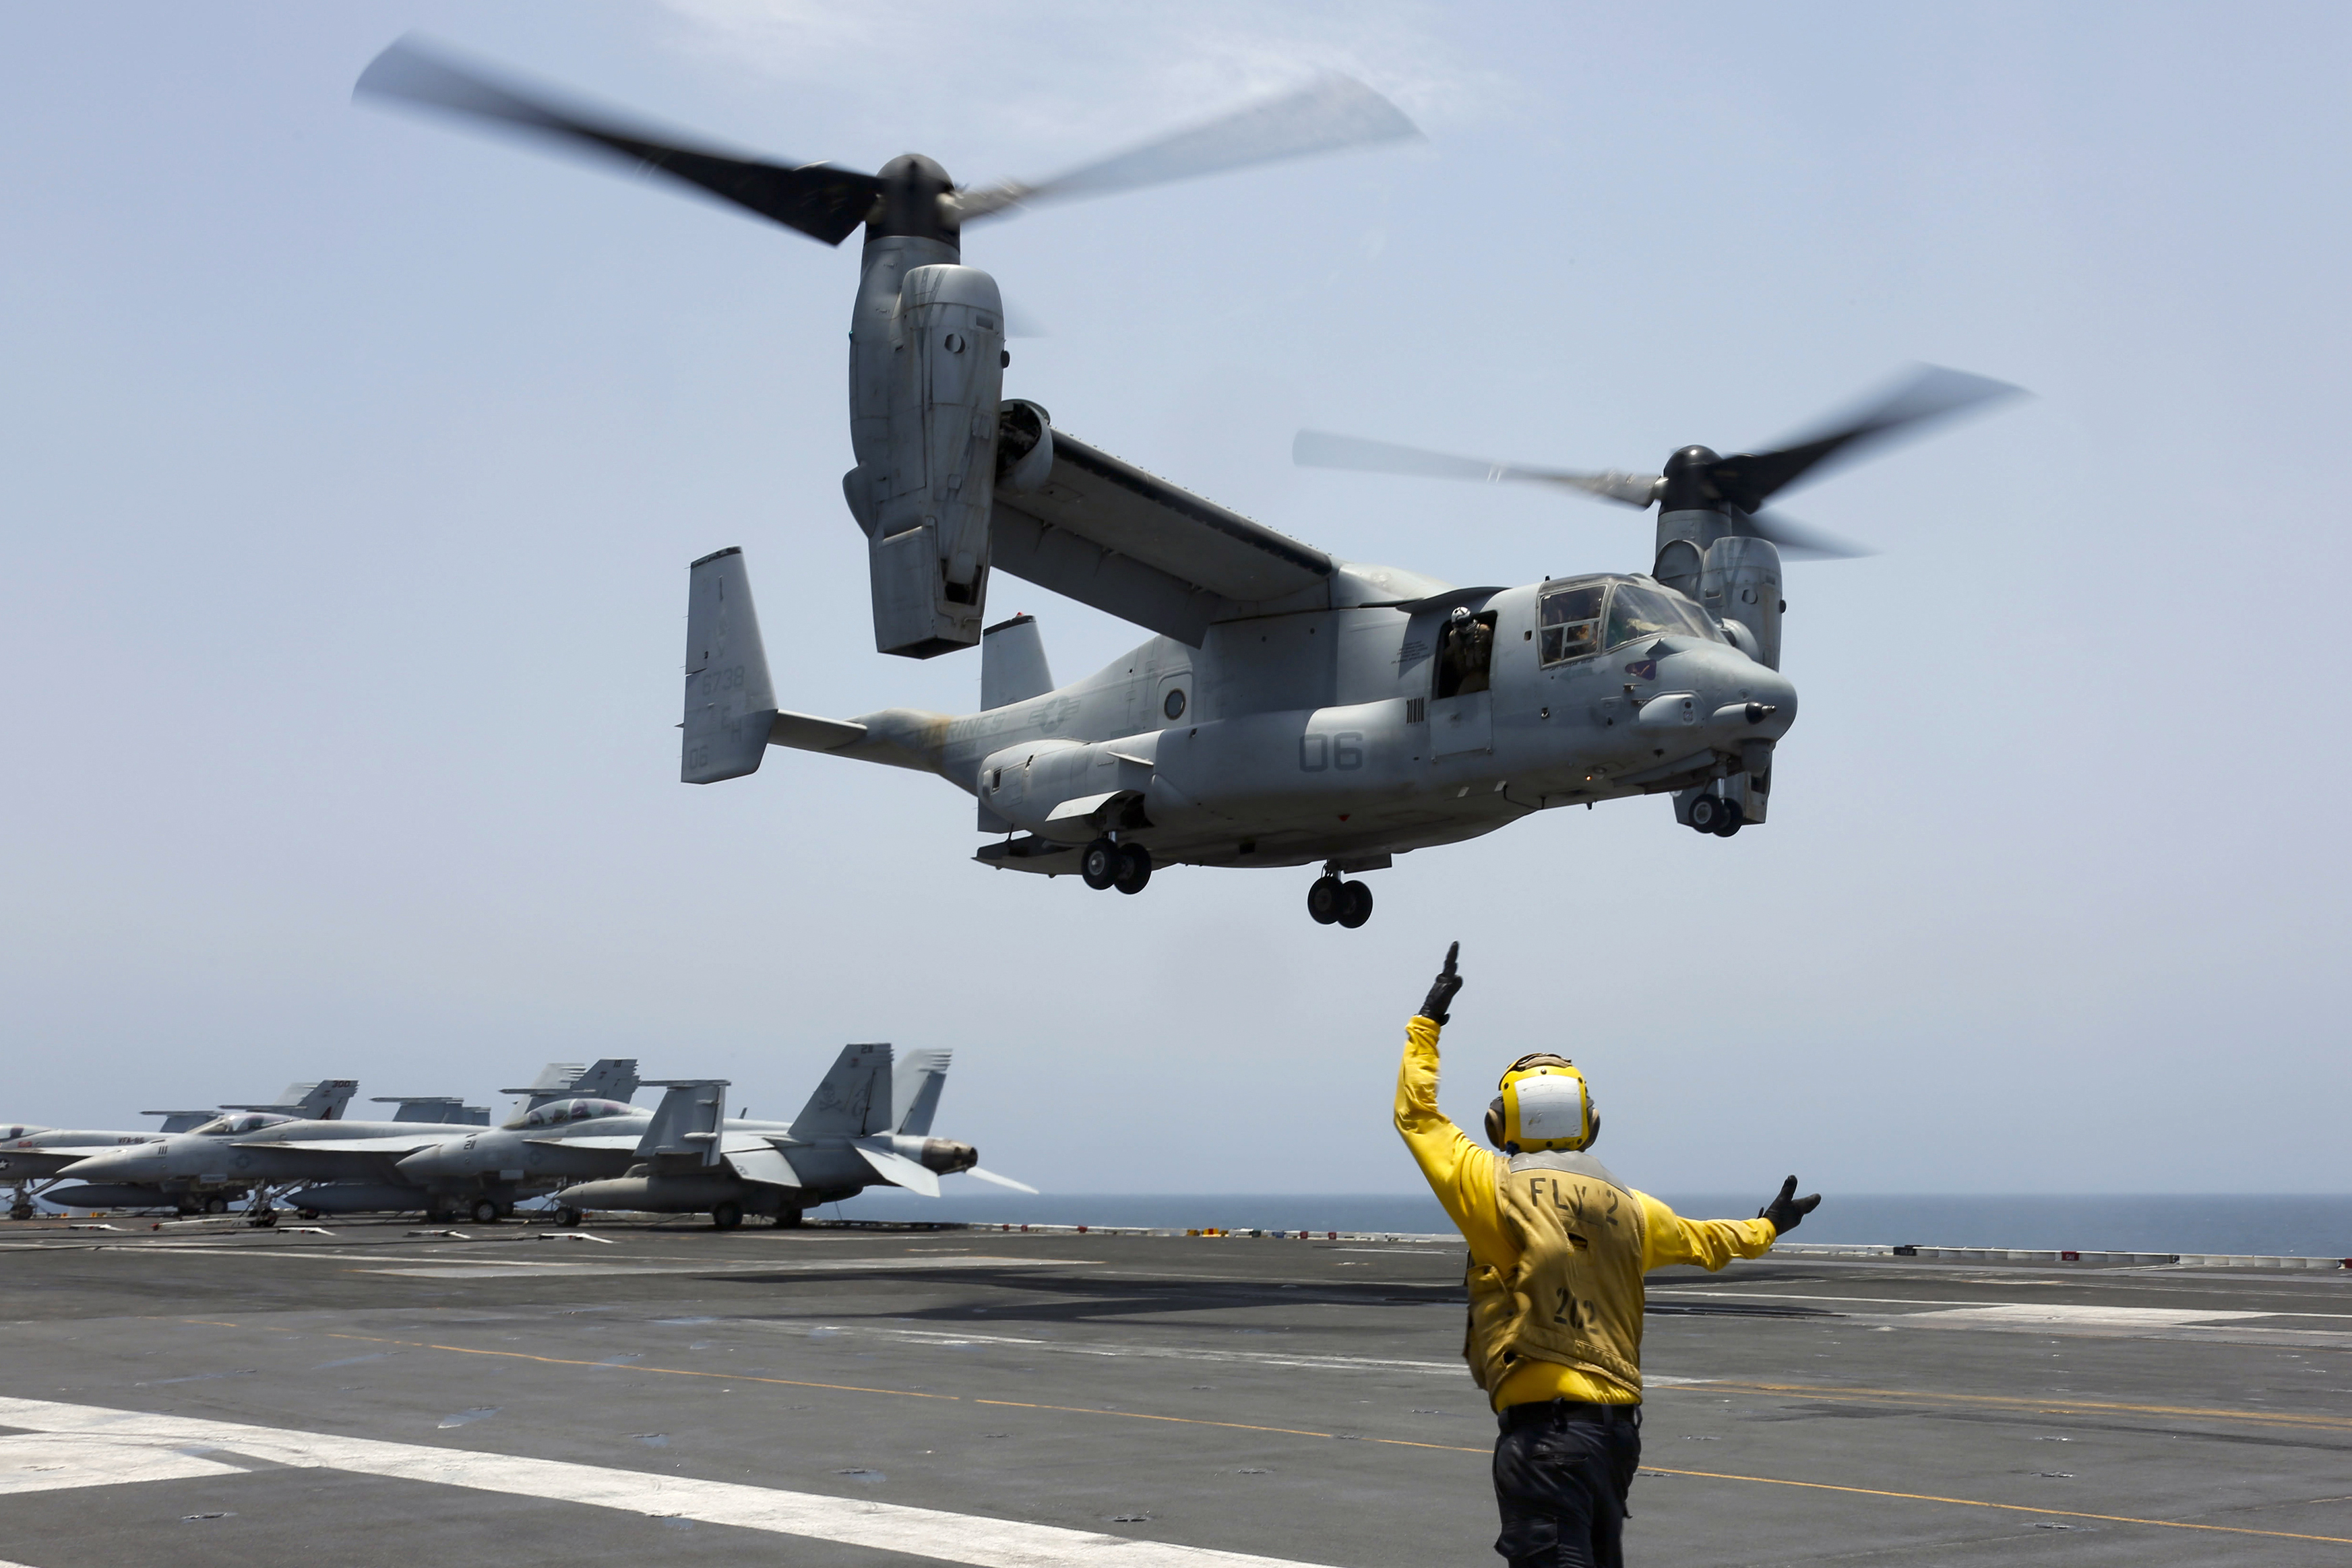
[1080,838,1152,894]
[1307,869,1375,929]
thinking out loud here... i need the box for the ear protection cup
[1485,1097,1508,1150]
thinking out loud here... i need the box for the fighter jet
[7,1081,358,1218]
[553,1043,1032,1228]
[282,1064,645,1223]
[51,1065,627,1226]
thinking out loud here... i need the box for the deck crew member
[1394,942,1820,1568]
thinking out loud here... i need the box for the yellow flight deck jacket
[1394,1014,1778,1410]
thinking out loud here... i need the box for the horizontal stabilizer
[768,711,867,752]
[723,1145,803,1189]
[965,1165,1039,1194]
[853,1143,940,1197]
[682,548,777,784]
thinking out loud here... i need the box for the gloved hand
[1759,1176,1821,1235]
[1419,941,1463,1024]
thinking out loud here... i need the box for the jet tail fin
[892,1049,952,1135]
[636,1079,729,1164]
[222,1080,359,1121]
[683,548,777,784]
[373,1096,489,1125]
[787,1043,893,1141]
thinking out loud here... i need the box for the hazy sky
[3,3,2345,1195]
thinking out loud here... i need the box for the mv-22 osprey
[361,42,2016,927]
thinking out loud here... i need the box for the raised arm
[1394,943,1510,1260]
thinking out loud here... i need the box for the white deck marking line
[0,1397,1336,1568]
[360,1255,1094,1280]
[1897,1305,2272,1327]
[0,1431,249,1496]
[715,1322,1716,1386]
[1648,1288,2352,1321]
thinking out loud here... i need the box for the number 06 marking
[1299,732,1366,772]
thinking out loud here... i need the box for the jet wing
[992,427,1333,644]
[723,1146,803,1188]
[255,1137,446,1154]
[525,1135,645,1152]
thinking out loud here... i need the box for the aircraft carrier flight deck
[2,1218,2347,1566]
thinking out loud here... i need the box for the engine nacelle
[846,258,1005,659]
[1697,534,1783,670]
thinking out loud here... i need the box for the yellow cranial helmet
[1484,1053,1597,1153]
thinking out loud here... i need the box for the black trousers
[1491,1400,1643,1568]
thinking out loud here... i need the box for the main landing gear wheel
[555,1205,584,1230]
[1080,837,1120,890]
[9,1204,32,1222]
[204,1195,229,1216]
[1113,842,1152,894]
[712,1201,743,1230]
[470,1199,500,1225]
[1336,879,1375,928]
[775,1208,804,1228]
[1306,875,1344,924]
[1688,794,1728,833]
[1711,804,1743,838]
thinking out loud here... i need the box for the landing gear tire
[9,1204,32,1222]
[1336,879,1375,928]
[204,1195,228,1216]
[1080,838,1120,891]
[297,1209,321,1222]
[1306,875,1344,924]
[1711,804,1744,838]
[555,1205,584,1230]
[776,1208,803,1228]
[470,1199,500,1225]
[712,1201,743,1230]
[1112,842,1152,894]
[1688,794,1726,833]
[247,1209,278,1229]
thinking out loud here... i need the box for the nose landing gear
[1687,793,1744,837]
[1307,869,1375,928]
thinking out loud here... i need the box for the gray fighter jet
[356,41,2016,928]
[52,1065,629,1226]
[8,1081,358,1218]
[555,1043,1031,1228]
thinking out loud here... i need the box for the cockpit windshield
[193,1112,292,1137]
[1603,581,1719,651]
[505,1097,636,1131]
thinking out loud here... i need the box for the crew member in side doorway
[1394,942,1821,1568]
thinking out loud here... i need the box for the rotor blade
[354,37,881,246]
[1735,509,1873,561]
[958,75,1418,221]
[1294,431,1658,507]
[852,1143,941,1197]
[962,1166,1040,1195]
[1704,364,2023,511]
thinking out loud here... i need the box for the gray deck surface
[1,1218,2347,1566]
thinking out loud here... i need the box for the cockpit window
[1604,582,1718,650]
[1537,582,1606,666]
[507,1097,635,1131]
[195,1112,291,1137]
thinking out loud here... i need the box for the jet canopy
[191,1112,294,1137]
[505,1097,638,1131]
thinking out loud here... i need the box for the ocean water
[832,1190,2352,1258]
